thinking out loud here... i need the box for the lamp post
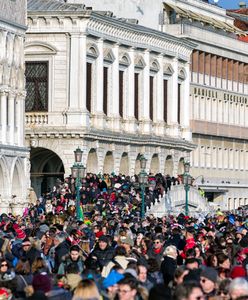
[138,155,148,219]
[71,147,86,221]
[182,161,192,217]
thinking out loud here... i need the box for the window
[178,83,181,124]
[103,67,108,115]
[25,61,48,112]
[163,79,168,123]
[119,70,124,118]
[134,73,139,120]
[149,76,154,121]
[86,63,92,112]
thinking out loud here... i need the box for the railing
[146,184,213,217]
[25,112,48,126]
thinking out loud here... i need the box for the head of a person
[152,236,163,250]
[186,248,196,259]
[114,246,127,258]
[15,258,31,275]
[229,278,248,300]
[22,238,32,252]
[174,266,189,285]
[185,258,200,270]
[137,264,148,283]
[0,259,9,274]
[217,278,231,300]
[31,257,47,274]
[70,245,80,262]
[65,263,80,275]
[117,276,139,300]
[200,267,218,295]
[98,235,109,250]
[163,245,178,260]
[53,232,66,247]
[173,282,204,300]
[72,279,101,300]
[217,253,231,270]
[206,254,218,268]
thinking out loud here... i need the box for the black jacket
[160,256,177,286]
[90,246,115,268]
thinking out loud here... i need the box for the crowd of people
[0,173,247,300]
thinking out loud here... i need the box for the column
[123,47,136,133]
[154,55,164,136]
[16,92,25,147]
[0,91,7,144]
[91,39,105,129]
[8,92,15,145]
[67,33,89,126]
[180,63,191,140]
[167,58,179,136]
[139,50,151,134]
[108,43,120,131]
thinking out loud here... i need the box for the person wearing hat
[90,235,114,270]
[102,270,124,300]
[200,267,218,299]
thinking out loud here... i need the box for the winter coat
[101,255,130,278]
[58,255,84,275]
[91,246,115,269]
[54,239,71,273]
[160,255,177,286]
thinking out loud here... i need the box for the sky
[211,0,245,9]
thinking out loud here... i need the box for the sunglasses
[153,241,161,244]
[1,263,7,267]
[218,290,229,296]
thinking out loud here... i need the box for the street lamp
[182,161,192,216]
[138,155,148,219]
[71,147,86,221]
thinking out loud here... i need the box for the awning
[202,188,228,193]
[164,2,246,36]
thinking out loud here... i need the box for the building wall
[0,0,30,215]
[25,9,195,195]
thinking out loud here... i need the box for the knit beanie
[230,266,246,279]
[201,267,218,283]
[32,273,52,293]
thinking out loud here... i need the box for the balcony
[25,112,48,127]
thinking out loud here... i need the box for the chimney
[239,1,246,8]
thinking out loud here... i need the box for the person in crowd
[58,245,84,275]
[72,278,101,300]
[173,282,205,300]
[137,264,153,291]
[160,245,177,286]
[200,267,218,299]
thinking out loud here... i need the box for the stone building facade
[25,0,195,196]
[82,0,248,209]
[0,0,30,214]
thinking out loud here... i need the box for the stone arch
[150,59,160,72]
[164,155,173,176]
[178,67,187,80]
[178,157,185,175]
[0,160,5,199]
[119,152,129,175]
[119,53,131,67]
[103,151,114,174]
[25,41,58,55]
[86,43,99,59]
[134,153,142,175]
[30,147,65,197]
[86,148,98,174]
[11,160,22,199]
[150,154,160,175]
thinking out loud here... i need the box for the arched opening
[86,149,98,174]
[11,163,22,199]
[30,147,64,197]
[103,151,114,174]
[119,152,129,175]
[150,154,159,175]
[0,163,5,199]
[164,155,173,176]
[178,158,185,175]
[134,153,142,175]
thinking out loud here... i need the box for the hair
[118,276,138,290]
[31,257,47,274]
[0,258,8,269]
[173,282,202,300]
[185,248,196,258]
[217,253,229,266]
[229,278,248,295]
[15,259,31,275]
[185,258,199,267]
[206,254,217,267]
[66,263,80,274]
[163,245,177,257]
[147,258,160,273]
[70,245,80,253]
[72,279,101,300]
[174,266,187,280]
[114,246,127,257]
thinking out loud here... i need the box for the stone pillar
[139,50,151,134]
[180,63,191,141]
[108,43,120,131]
[91,39,105,129]
[167,58,179,137]
[8,91,15,145]
[154,55,164,136]
[16,92,25,147]
[67,33,89,127]
[0,90,7,144]
[123,48,136,133]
